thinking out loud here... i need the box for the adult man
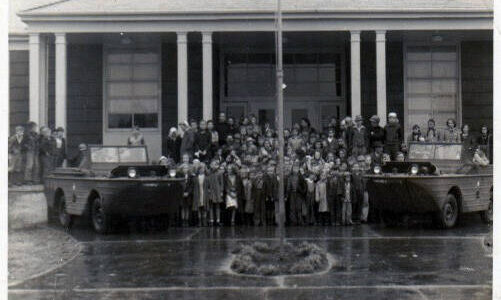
[215,112,230,146]
[351,115,369,156]
[180,121,196,159]
[368,115,385,153]
[39,127,55,182]
[52,127,66,168]
[8,126,27,185]
[384,112,403,160]
[24,121,40,184]
[69,143,90,168]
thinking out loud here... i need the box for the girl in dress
[425,119,438,142]
[305,173,317,225]
[240,167,254,226]
[180,164,193,227]
[315,171,329,226]
[225,165,239,226]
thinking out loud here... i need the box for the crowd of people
[8,112,493,227]
[154,112,492,227]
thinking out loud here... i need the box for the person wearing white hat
[164,127,181,163]
[384,112,403,160]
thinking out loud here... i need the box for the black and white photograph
[2,0,500,299]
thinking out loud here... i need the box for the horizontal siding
[67,44,103,158]
[9,50,29,134]
[461,41,493,133]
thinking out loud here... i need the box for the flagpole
[275,0,286,247]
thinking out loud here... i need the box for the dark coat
[195,130,212,160]
[180,128,196,158]
[164,136,181,163]
[215,122,230,146]
[369,126,385,150]
[384,123,403,145]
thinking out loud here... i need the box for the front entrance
[219,32,347,132]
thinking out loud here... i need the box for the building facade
[9,0,493,161]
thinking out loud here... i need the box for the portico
[14,0,493,161]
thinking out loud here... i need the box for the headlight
[410,165,419,175]
[127,167,137,178]
[373,165,381,174]
[168,169,177,178]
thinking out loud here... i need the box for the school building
[9,0,493,160]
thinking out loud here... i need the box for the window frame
[103,44,162,132]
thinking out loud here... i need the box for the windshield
[90,146,148,164]
[408,143,462,161]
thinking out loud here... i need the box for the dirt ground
[8,225,82,285]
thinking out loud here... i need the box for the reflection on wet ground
[9,214,492,300]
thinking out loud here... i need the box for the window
[405,45,459,136]
[105,48,160,129]
[224,52,342,98]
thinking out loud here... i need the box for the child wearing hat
[384,112,403,160]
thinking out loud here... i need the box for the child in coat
[315,171,329,225]
[342,171,353,226]
[179,164,193,227]
[193,164,209,227]
[327,166,339,225]
[305,173,317,225]
[207,160,224,226]
[286,161,305,226]
[264,165,278,225]
[252,167,266,226]
[241,167,254,226]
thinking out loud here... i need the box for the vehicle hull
[44,176,183,217]
[365,174,492,214]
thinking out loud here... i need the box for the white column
[350,31,361,117]
[39,36,48,126]
[177,32,188,124]
[55,33,67,136]
[376,30,387,127]
[202,31,213,121]
[28,33,41,125]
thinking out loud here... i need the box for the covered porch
[18,0,493,161]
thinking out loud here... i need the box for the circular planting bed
[230,241,330,276]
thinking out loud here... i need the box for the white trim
[21,17,492,33]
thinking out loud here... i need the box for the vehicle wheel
[58,195,73,229]
[480,193,493,224]
[435,194,459,229]
[91,197,111,234]
[381,211,399,228]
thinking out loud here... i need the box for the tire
[480,192,493,224]
[435,194,459,229]
[58,195,73,229]
[91,197,112,234]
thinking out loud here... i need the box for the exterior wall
[161,42,178,142]
[386,41,404,125]
[9,50,29,134]
[461,41,493,133]
[66,44,103,157]
[360,41,404,127]
[361,41,376,124]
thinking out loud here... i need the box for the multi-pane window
[405,45,459,135]
[105,49,160,129]
[224,52,342,98]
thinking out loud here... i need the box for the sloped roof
[10,0,60,34]
[20,0,493,16]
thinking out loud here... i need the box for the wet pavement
[9,215,492,300]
